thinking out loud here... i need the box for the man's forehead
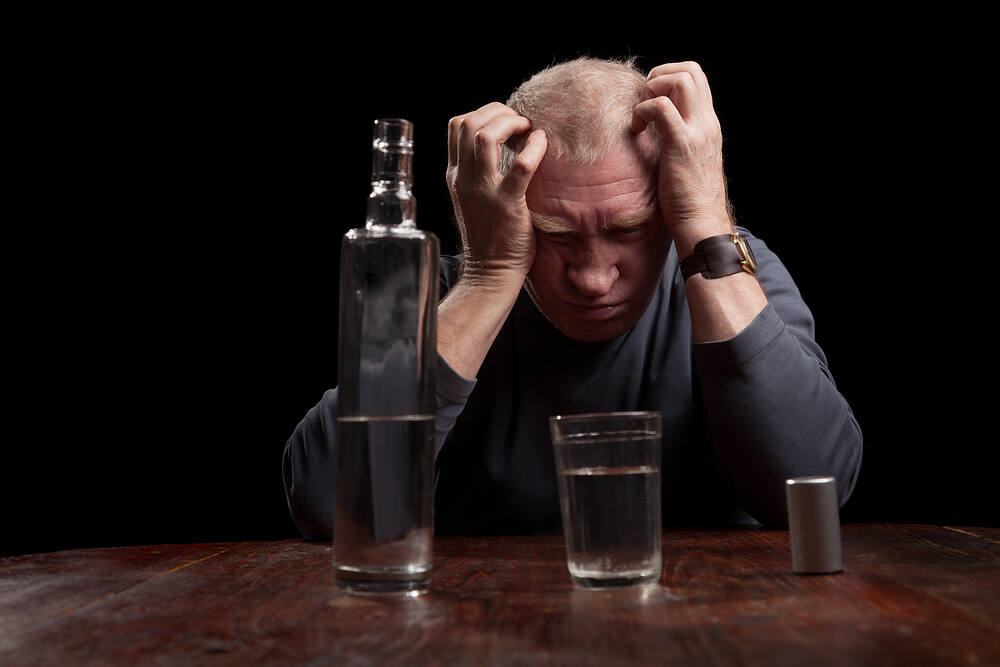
[527,147,656,199]
[525,145,659,230]
[529,162,656,193]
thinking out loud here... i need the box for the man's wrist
[459,259,528,296]
[670,218,734,259]
[438,268,523,381]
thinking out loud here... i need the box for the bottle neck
[366,119,417,230]
[366,179,416,229]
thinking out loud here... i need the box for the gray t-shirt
[282,228,863,538]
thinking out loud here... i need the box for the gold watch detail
[732,232,758,274]
[680,231,759,281]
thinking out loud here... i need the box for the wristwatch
[680,232,758,280]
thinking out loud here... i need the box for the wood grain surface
[2,524,998,665]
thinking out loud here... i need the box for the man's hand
[446,102,548,290]
[631,62,733,258]
[438,103,547,380]
[633,61,767,342]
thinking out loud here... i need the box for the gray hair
[499,56,658,174]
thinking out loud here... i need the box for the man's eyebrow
[604,203,658,231]
[529,202,658,235]
[530,212,577,234]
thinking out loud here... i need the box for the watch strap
[680,234,747,280]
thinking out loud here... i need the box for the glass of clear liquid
[550,411,662,589]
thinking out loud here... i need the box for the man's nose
[566,244,619,297]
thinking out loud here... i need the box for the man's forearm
[685,271,768,342]
[695,305,864,526]
[437,272,523,380]
[686,228,864,526]
[672,220,769,343]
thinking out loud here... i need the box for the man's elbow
[746,416,864,530]
[834,414,864,510]
[282,436,334,541]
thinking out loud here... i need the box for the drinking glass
[550,411,662,589]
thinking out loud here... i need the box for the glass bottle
[333,118,439,595]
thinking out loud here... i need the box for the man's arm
[631,61,768,342]
[692,231,863,526]
[282,388,338,540]
[438,103,547,379]
[633,62,862,523]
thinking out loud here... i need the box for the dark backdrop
[6,15,992,557]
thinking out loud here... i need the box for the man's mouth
[567,301,625,318]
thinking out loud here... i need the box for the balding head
[500,56,659,174]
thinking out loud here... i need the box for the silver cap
[785,476,843,574]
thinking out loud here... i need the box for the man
[283,57,863,539]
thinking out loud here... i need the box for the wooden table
[2,524,998,665]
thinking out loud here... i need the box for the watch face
[733,233,758,273]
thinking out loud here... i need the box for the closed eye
[610,223,652,239]
[538,230,575,243]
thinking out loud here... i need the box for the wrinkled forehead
[531,128,657,183]
[526,148,659,223]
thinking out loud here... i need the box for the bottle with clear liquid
[334,118,439,595]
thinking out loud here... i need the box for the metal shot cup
[550,411,663,589]
[785,476,843,574]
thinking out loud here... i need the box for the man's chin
[560,325,627,343]
[524,282,638,342]
[541,308,635,343]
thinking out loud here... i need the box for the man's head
[501,57,669,343]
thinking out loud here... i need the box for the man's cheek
[530,244,562,275]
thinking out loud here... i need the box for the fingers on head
[451,106,533,181]
[501,129,547,196]
[646,61,712,105]
[647,60,704,80]
[642,72,704,120]
[631,95,684,135]
[450,103,519,148]
[448,102,509,133]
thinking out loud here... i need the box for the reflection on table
[1,524,998,665]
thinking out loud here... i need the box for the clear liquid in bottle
[334,119,438,595]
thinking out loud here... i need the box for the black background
[5,13,994,557]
